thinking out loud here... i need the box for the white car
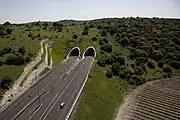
[59,102,65,109]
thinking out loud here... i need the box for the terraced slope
[118,78,180,120]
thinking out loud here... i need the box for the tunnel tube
[66,47,80,59]
[82,46,96,59]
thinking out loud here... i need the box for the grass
[1,21,178,120]
[0,65,24,81]
[73,64,128,120]
[49,26,130,120]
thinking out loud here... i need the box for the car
[59,102,65,109]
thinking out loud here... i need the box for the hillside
[0,17,180,120]
[116,77,180,120]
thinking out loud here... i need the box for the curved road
[0,56,94,120]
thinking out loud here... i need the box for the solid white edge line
[65,58,94,120]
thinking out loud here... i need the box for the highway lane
[0,56,94,120]
[16,57,85,120]
[0,57,79,120]
[49,56,94,120]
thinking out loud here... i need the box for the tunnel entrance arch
[82,46,96,59]
[66,47,80,59]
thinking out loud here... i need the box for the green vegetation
[73,65,128,120]
[0,18,180,119]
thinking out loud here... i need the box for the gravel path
[0,39,52,109]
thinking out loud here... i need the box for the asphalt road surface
[0,56,94,120]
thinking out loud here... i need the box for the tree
[92,37,97,41]
[97,55,107,67]
[6,29,12,34]
[169,61,180,70]
[84,25,89,31]
[111,52,125,65]
[6,53,25,65]
[147,59,155,69]
[106,69,113,78]
[120,37,129,46]
[72,34,78,39]
[100,44,112,53]
[163,65,172,73]
[3,21,11,26]
[89,23,95,28]
[82,30,88,35]
[129,75,144,86]
[18,46,26,55]
[158,60,164,68]
[119,71,126,79]
[101,30,107,36]
[97,24,102,29]
[26,52,33,63]
[135,66,145,75]
[52,22,59,27]
[111,62,121,76]
[102,37,108,43]
[0,76,13,90]
[28,32,32,37]
[99,39,104,45]
[0,27,6,36]
[2,46,12,54]
[151,50,163,61]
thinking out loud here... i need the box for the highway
[0,56,94,120]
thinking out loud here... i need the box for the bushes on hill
[100,44,112,53]
[106,69,113,78]
[0,76,13,90]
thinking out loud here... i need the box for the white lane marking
[1,58,78,118]
[65,58,94,120]
[58,70,86,120]
[41,64,84,120]
[11,88,51,120]
[28,104,42,120]
[39,93,58,120]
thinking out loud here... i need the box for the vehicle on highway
[59,102,65,109]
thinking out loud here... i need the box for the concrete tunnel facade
[82,46,96,59]
[67,47,80,59]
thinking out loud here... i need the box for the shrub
[151,50,163,61]
[106,70,113,78]
[84,26,89,31]
[82,30,88,35]
[169,60,180,70]
[92,37,97,41]
[158,60,164,68]
[135,66,145,75]
[111,62,121,76]
[99,39,104,45]
[119,71,126,79]
[72,34,78,39]
[102,37,108,43]
[129,75,144,86]
[163,65,172,73]
[100,44,112,53]
[147,60,155,69]
[28,32,32,37]
[3,21,11,26]
[6,53,26,65]
[101,30,107,36]
[120,37,129,46]
[18,46,26,55]
[0,76,13,90]
[58,27,63,32]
